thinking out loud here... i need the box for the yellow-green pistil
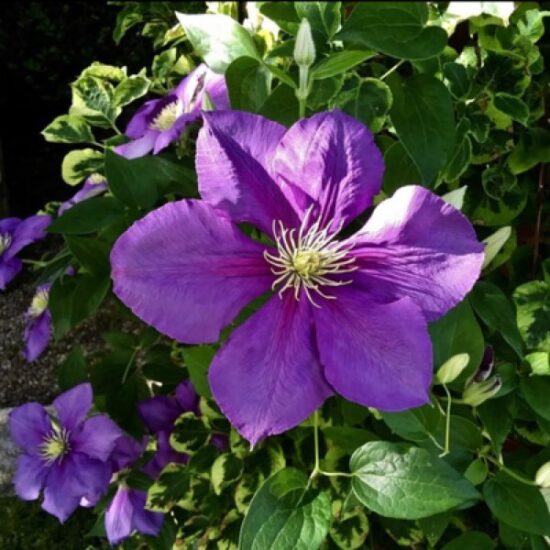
[150,100,184,131]
[0,233,12,255]
[264,208,356,306]
[29,288,49,318]
[40,428,71,463]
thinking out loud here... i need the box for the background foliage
[8,1,550,548]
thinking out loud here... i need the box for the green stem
[485,456,537,486]
[309,409,321,480]
[318,470,354,478]
[380,59,405,81]
[439,384,452,457]
[121,348,139,384]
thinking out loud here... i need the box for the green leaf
[170,412,211,454]
[464,459,489,486]
[42,114,94,144]
[329,500,370,549]
[312,51,375,79]
[295,1,341,40]
[350,441,480,519]
[381,404,441,443]
[429,300,485,382]
[468,181,528,226]
[443,134,472,182]
[337,78,392,133]
[323,427,377,455]
[443,62,471,99]
[513,281,550,352]
[470,281,523,358]
[58,346,89,391]
[493,92,529,126]
[70,75,118,126]
[259,84,299,126]
[508,128,550,175]
[239,468,331,550]
[105,149,195,209]
[526,352,550,376]
[382,141,421,195]
[417,512,451,547]
[211,453,244,495]
[442,531,496,550]
[61,149,104,186]
[113,4,143,44]
[184,346,215,398]
[65,235,110,275]
[176,13,260,73]
[482,226,512,269]
[336,2,448,60]
[521,377,550,421]
[226,57,271,112]
[81,62,127,82]
[112,75,151,108]
[48,197,125,235]
[147,464,191,512]
[478,397,513,454]
[483,472,550,536]
[389,74,455,184]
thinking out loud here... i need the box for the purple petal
[0,257,22,290]
[175,64,229,112]
[53,383,93,431]
[314,288,432,411]
[272,110,384,229]
[114,131,158,160]
[9,402,51,454]
[23,310,52,362]
[128,489,164,536]
[109,435,145,472]
[152,112,198,154]
[143,431,187,478]
[42,458,81,522]
[111,199,273,344]
[209,293,333,446]
[125,98,164,138]
[13,454,48,500]
[348,185,484,321]
[175,380,199,413]
[138,395,181,434]
[105,486,134,544]
[71,415,123,461]
[68,452,111,503]
[7,215,51,258]
[0,217,21,235]
[196,111,298,235]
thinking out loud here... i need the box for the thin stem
[121,348,139,384]
[309,409,321,480]
[380,59,405,81]
[89,140,106,149]
[485,456,537,486]
[299,97,307,119]
[532,163,546,277]
[439,384,452,457]
[318,470,354,478]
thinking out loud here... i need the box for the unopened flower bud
[436,353,470,385]
[463,375,502,407]
[294,18,316,67]
[535,462,550,488]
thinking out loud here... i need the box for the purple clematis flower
[103,435,164,544]
[58,173,108,216]
[114,64,229,160]
[138,380,199,478]
[0,215,50,290]
[9,383,122,522]
[23,283,52,362]
[111,110,485,445]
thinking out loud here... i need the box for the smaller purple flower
[23,284,52,362]
[0,215,51,290]
[138,380,199,478]
[114,64,229,160]
[105,485,164,545]
[9,383,122,522]
[58,173,108,216]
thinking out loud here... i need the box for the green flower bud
[294,18,316,67]
[435,353,470,385]
[535,461,550,488]
[463,376,502,407]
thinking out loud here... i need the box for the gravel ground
[0,245,137,408]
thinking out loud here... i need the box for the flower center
[150,100,184,131]
[0,233,12,255]
[40,429,71,463]
[264,209,356,306]
[29,288,49,318]
[88,172,105,184]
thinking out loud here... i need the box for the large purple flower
[114,64,229,160]
[58,173,108,216]
[138,380,199,477]
[111,110,484,445]
[0,215,50,289]
[23,283,52,362]
[9,383,122,522]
